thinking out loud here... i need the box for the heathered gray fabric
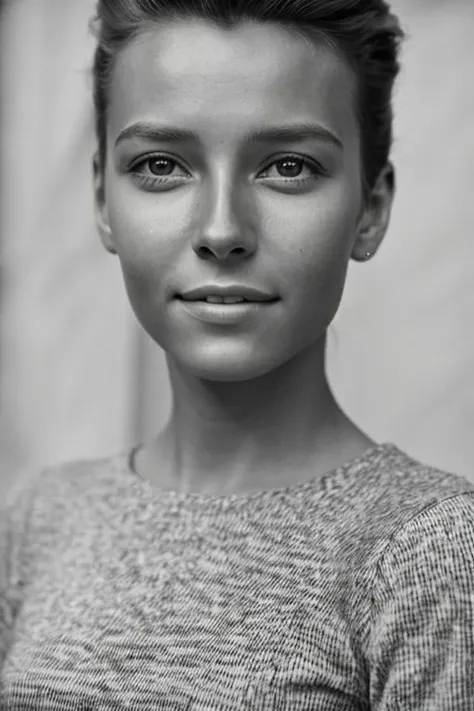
[1,442,474,710]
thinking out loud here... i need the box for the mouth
[174,296,280,325]
[176,296,279,304]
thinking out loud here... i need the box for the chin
[172,351,287,383]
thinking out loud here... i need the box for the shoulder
[360,447,474,644]
[344,443,474,552]
[348,446,474,706]
[1,449,131,532]
[339,444,474,615]
[1,450,132,598]
[372,489,474,592]
[358,442,474,500]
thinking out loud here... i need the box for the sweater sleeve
[368,492,474,710]
[0,474,38,669]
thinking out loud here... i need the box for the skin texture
[94,18,394,495]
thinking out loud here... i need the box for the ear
[351,162,395,262]
[93,152,117,255]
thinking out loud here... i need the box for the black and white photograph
[1,0,473,708]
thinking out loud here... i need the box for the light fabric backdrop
[1,0,473,499]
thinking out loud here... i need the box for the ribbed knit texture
[1,442,474,710]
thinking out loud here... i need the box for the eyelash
[129,153,325,190]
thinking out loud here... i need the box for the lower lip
[176,299,278,324]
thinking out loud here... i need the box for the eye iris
[277,159,302,178]
[148,158,174,176]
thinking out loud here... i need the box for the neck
[147,334,372,495]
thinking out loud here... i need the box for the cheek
[263,181,359,295]
[106,219,169,332]
[106,187,182,294]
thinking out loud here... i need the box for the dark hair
[90,0,404,195]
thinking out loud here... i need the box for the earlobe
[92,152,117,255]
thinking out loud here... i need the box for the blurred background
[1,0,473,498]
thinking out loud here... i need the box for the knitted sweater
[1,442,474,710]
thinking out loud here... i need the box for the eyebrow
[114,121,343,150]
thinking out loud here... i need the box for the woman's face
[95,19,389,381]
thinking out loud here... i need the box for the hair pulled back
[91,0,404,194]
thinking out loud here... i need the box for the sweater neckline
[121,441,399,505]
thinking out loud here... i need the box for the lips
[177,297,277,325]
[178,284,278,303]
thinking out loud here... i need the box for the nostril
[197,246,214,259]
[196,246,246,259]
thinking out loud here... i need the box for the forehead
[108,18,358,146]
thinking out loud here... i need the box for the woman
[1,0,474,708]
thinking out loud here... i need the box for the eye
[258,155,324,183]
[128,155,192,191]
[131,156,190,179]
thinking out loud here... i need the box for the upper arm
[368,493,474,710]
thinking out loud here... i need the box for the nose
[191,173,257,262]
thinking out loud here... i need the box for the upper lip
[178,284,278,302]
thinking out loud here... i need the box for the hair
[90,0,404,196]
